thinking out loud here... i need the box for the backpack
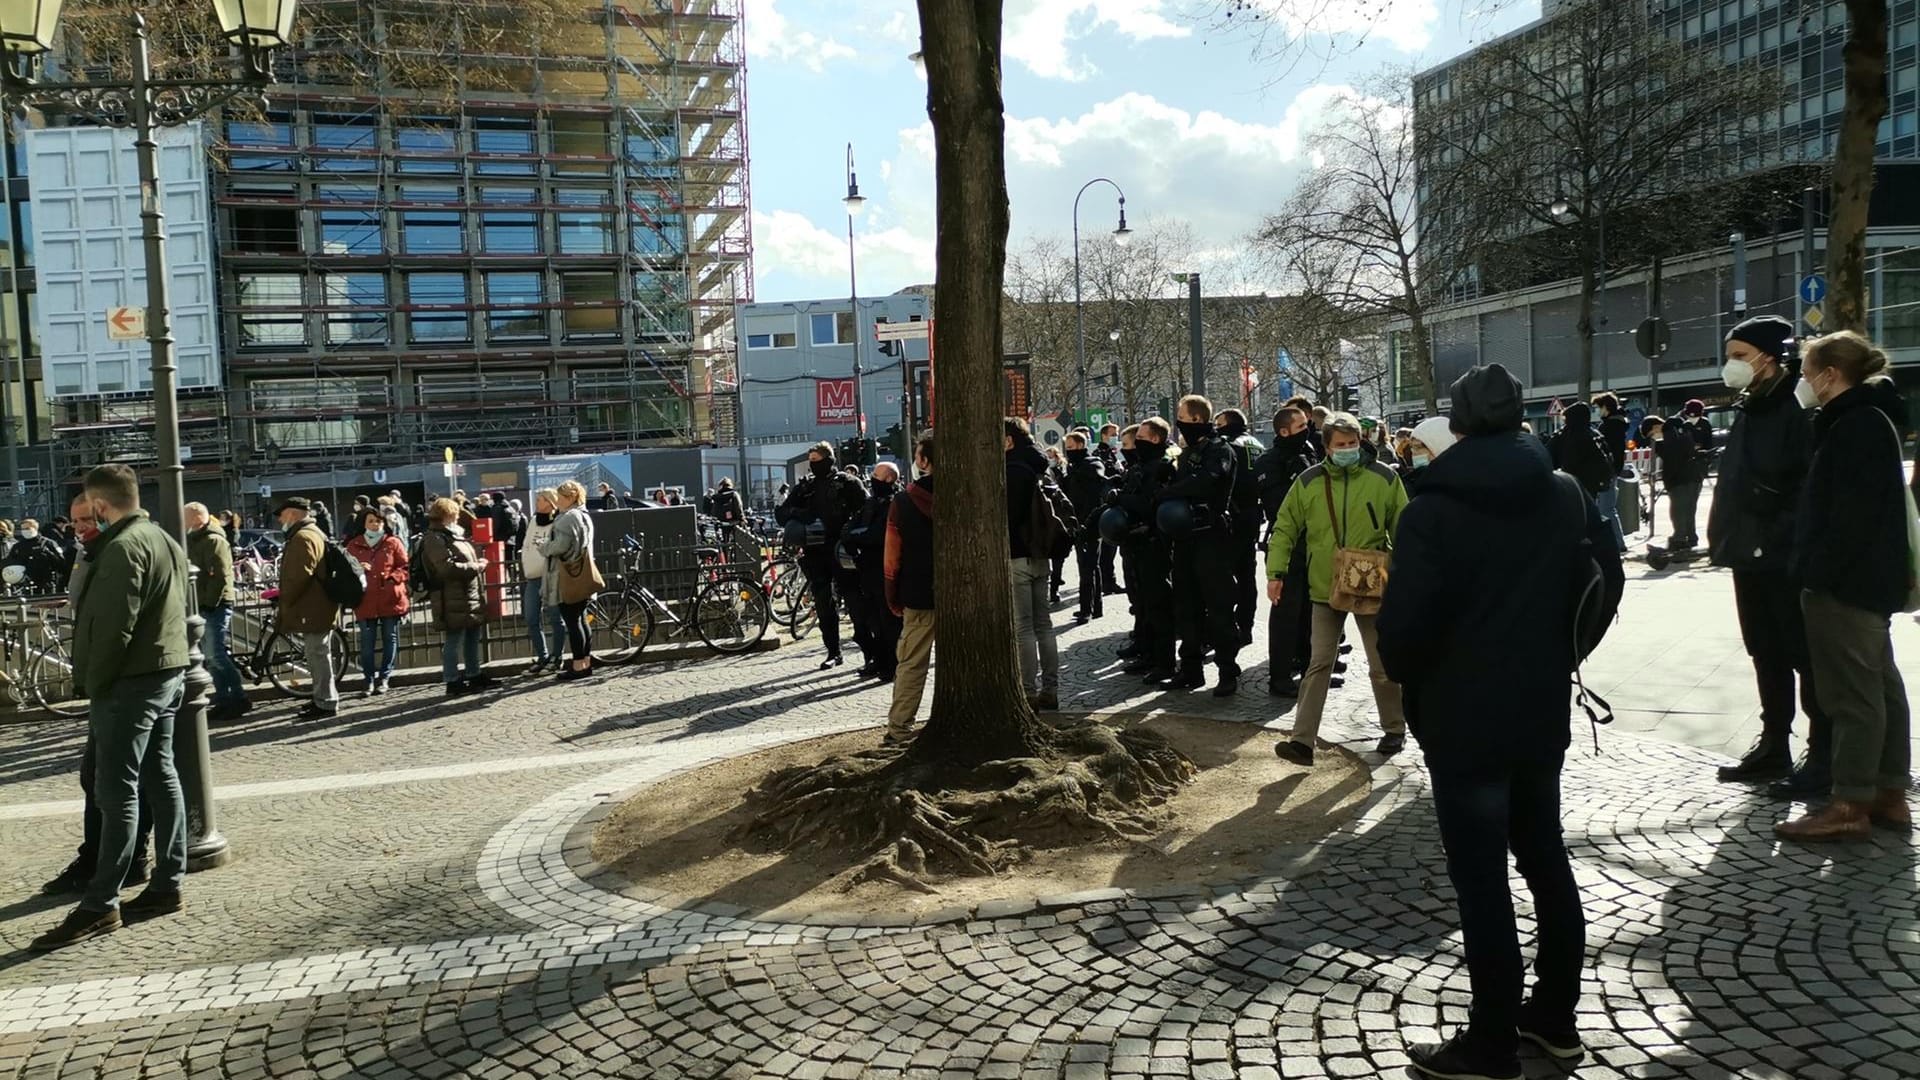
[1565,427,1615,495]
[1556,473,1617,746]
[1029,471,1079,560]
[309,525,366,608]
[407,532,438,597]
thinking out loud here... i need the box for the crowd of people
[17,317,1916,1080]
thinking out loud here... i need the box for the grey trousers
[1010,556,1058,694]
[304,631,339,711]
[1802,589,1911,802]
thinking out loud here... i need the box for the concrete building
[733,293,931,448]
[1393,1,1920,422]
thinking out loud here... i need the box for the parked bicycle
[0,600,84,717]
[584,535,772,663]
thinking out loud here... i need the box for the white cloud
[749,0,860,72]
[1005,0,1191,81]
[981,84,1355,172]
[753,209,935,291]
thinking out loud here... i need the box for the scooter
[1645,539,1706,571]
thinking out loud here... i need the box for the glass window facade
[324,273,389,346]
[486,271,545,340]
[408,273,470,343]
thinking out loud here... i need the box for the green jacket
[72,510,191,700]
[187,521,236,610]
[1266,458,1407,604]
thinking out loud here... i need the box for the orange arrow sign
[110,309,137,332]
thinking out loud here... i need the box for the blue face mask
[1330,447,1363,469]
[364,528,383,544]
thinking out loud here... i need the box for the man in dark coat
[1157,395,1242,696]
[845,462,902,681]
[1709,315,1829,792]
[1215,408,1266,645]
[1644,415,1702,549]
[1251,405,1320,696]
[1006,420,1061,707]
[777,442,867,670]
[1550,400,1622,551]
[1114,420,1176,682]
[1377,363,1625,1080]
[1094,423,1124,597]
[1062,431,1113,623]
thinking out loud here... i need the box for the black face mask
[1274,427,1308,447]
[809,459,833,479]
[1136,439,1166,461]
[1065,448,1089,465]
[1121,447,1140,466]
[535,512,553,526]
[872,479,896,497]
[1177,421,1213,446]
[1217,416,1248,440]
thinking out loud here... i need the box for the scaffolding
[37,0,754,497]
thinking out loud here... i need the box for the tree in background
[1828,1,1888,334]
[1420,0,1784,398]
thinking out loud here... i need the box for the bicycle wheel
[26,641,87,717]
[788,581,816,639]
[266,630,342,698]
[694,577,771,654]
[586,593,648,665]
[763,558,802,618]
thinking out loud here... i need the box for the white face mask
[17,528,35,540]
[1794,374,1822,410]
[1721,358,1755,390]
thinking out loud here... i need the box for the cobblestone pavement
[0,563,1915,1079]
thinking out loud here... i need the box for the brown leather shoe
[1775,800,1873,842]
[1871,789,1913,832]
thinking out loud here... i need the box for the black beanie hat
[1449,363,1526,436]
[1725,315,1795,362]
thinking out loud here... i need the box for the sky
[741,0,1544,305]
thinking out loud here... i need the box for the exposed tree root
[736,720,1199,893]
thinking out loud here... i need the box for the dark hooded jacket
[1709,366,1814,575]
[1793,376,1912,616]
[1253,430,1320,526]
[1005,439,1053,558]
[1549,401,1614,494]
[1377,366,1626,769]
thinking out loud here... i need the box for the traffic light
[884,423,906,459]
[1340,385,1362,413]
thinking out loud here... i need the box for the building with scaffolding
[6,0,752,518]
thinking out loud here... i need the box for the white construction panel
[26,123,221,397]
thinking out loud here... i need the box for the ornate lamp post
[1072,179,1130,428]
[0,0,303,872]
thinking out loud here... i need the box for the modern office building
[734,293,931,448]
[1391,1,1920,420]
[2,0,752,517]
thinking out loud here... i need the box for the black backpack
[407,532,438,597]
[1029,472,1079,560]
[1556,473,1617,744]
[306,524,367,608]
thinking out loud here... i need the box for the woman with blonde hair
[544,480,598,680]
[1776,330,1912,841]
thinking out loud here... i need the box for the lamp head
[0,0,63,61]
[1112,200,1132,247]
[1549,196,1574,222]
[211,0,299,50]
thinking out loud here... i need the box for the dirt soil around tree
[588,715,1371,922]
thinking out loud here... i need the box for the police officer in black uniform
[843,462,901,681]
[1252,404,1321,696]
[776,441,867,670]
[1063,430,1114,624]
[1215,408,1266,646]
[1094,423,1124,596]
[1114,418,1175,681]
[1158,395,1242,696]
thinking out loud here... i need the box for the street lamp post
[0,0,303,874]
[1072,178,1130,430]
[844,143,867,460]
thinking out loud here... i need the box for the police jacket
[1157,433,1236,530]
[1224,434,1266,521]
[1093,441,1120,475]
[1709,369,1814,574]
[2,533,69,592]
[1652,425,1700,486]
[1253,432,1320,526]
[1062,451,1113,530]
[843,482,897,576]
[778,469,867,548]
[1114,446,1171,544]
[1376,431,1625,769]
[1793,376,1912,617]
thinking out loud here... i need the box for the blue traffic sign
[1799,274,1827,305]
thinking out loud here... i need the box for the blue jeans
[1594,486,1627,553]
[84,669,187,911]
[442,626,482,684]
[524,577,558,663]
[358,616,400,680]
[200,604,245,707]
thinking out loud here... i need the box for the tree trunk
[912,0,1045,765]
[1576,258,1597,400]
[1828,0,1889,336]
[1406,313,1438,415]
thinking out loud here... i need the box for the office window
[316,183,378,203]
[320,207,381,254]
[556,211,613,254]
[745,329,796,349]
[554,188,611,206]
[402,211,463,254]
[407,273,469,343]
[310,114,377,172]
[394,119,459,173]
[227,118,295,170]
[401,184,461,204]
[323,273,388,346]
[486,271,545,340]
[229,202,300,253]
[236,273,306,348]
[560,271,618,339]
[480,211,540,254]
[473,115,537,176]
[810,311,854,345]
[550,116,611,175]
[480,186,538,204]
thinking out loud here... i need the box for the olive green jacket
[71,511,191,700]
[187,521,236,610]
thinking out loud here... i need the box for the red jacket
[346,532,410,620]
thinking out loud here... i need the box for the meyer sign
[816,378,857,425]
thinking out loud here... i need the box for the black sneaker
[1516,1004,1584,1062]
[1274,740,1314,766]
[298,704,338,722]
[465,675,501,692]
[1267,679,1299,699]
[1168,670,1206,691]
[1031,691,1059,711]
[445,680,470,697]
[40,858,91,896]
[1406,1033,1521,1080]
[1141,669,1175,686]
[1211,673,1238,697]
[30,906,121,952]
[1717,734,1792,783]
[1768,759,1833,800]
[120,889,185,920]
[1377,732,1406,756]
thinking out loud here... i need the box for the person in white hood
[1396,416,1458,497]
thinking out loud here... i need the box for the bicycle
[230,594,346,699]
[0,600,85,717]
[588,537,772,661]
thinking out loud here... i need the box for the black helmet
[1097,505,1133,545]
[781,519,808,548]
[1155,498,1195,539]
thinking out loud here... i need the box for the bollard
[175,603,231,871]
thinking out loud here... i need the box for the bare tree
[1828,1,1887,334]
[1422,0,1784,397]
[1003,237,1083,413]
